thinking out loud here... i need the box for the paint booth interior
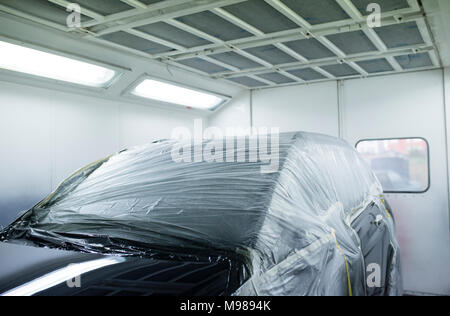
[0,0,449,296]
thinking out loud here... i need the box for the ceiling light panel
[131,78,228,110]
[0,40,118,88]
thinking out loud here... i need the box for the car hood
[0,242,245,296]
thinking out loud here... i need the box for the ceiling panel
[136,22,211,48]
[326,30,378,54]
[223,0,298,33]
[374,21,425,48]
[0,0,90,25]
[0,0,439,90]
[74,0,133,16]
[287,68,327,81]
[257,72,296,84]
[176,11,253,42]
[140,0,166,5]
[227,76,268,88]
[395,53,434,69]
[101,31,174,54]
[281,0,350,25]
[321,64,360,77]
[244,45,298,65]
[283,38,336,60]
[356,58,395,73]
[210,52,262,69]
[177,58,230,74]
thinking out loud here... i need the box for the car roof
[16,132,378,253]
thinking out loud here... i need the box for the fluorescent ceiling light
[132,79,226,110]
[2,257,125,296]
[0,41,117,87]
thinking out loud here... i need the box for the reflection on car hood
[0,242,245,296]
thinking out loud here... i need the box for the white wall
[208,91,251,135]
[446,67,450,185]
[208,81,340,136]
[0,80,198,226]
[342,70,450,295]
[252,81,339,136]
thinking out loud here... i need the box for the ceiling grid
[0,0,441,89]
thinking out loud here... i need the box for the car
[0,132,402,296]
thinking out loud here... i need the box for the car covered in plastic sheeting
[0,132,402,296]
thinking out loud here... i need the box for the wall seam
[442,68,450,235]
[337,80,344,139]
[250,89,254,129]
[50,94,55,191]
[117,102,122,152]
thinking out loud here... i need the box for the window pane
[356,138,429,193]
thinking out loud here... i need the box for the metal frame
[217,45,435,77]
[242,65,439,92]
[0,0,442,89]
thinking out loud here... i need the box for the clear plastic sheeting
[0,132,402,296]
